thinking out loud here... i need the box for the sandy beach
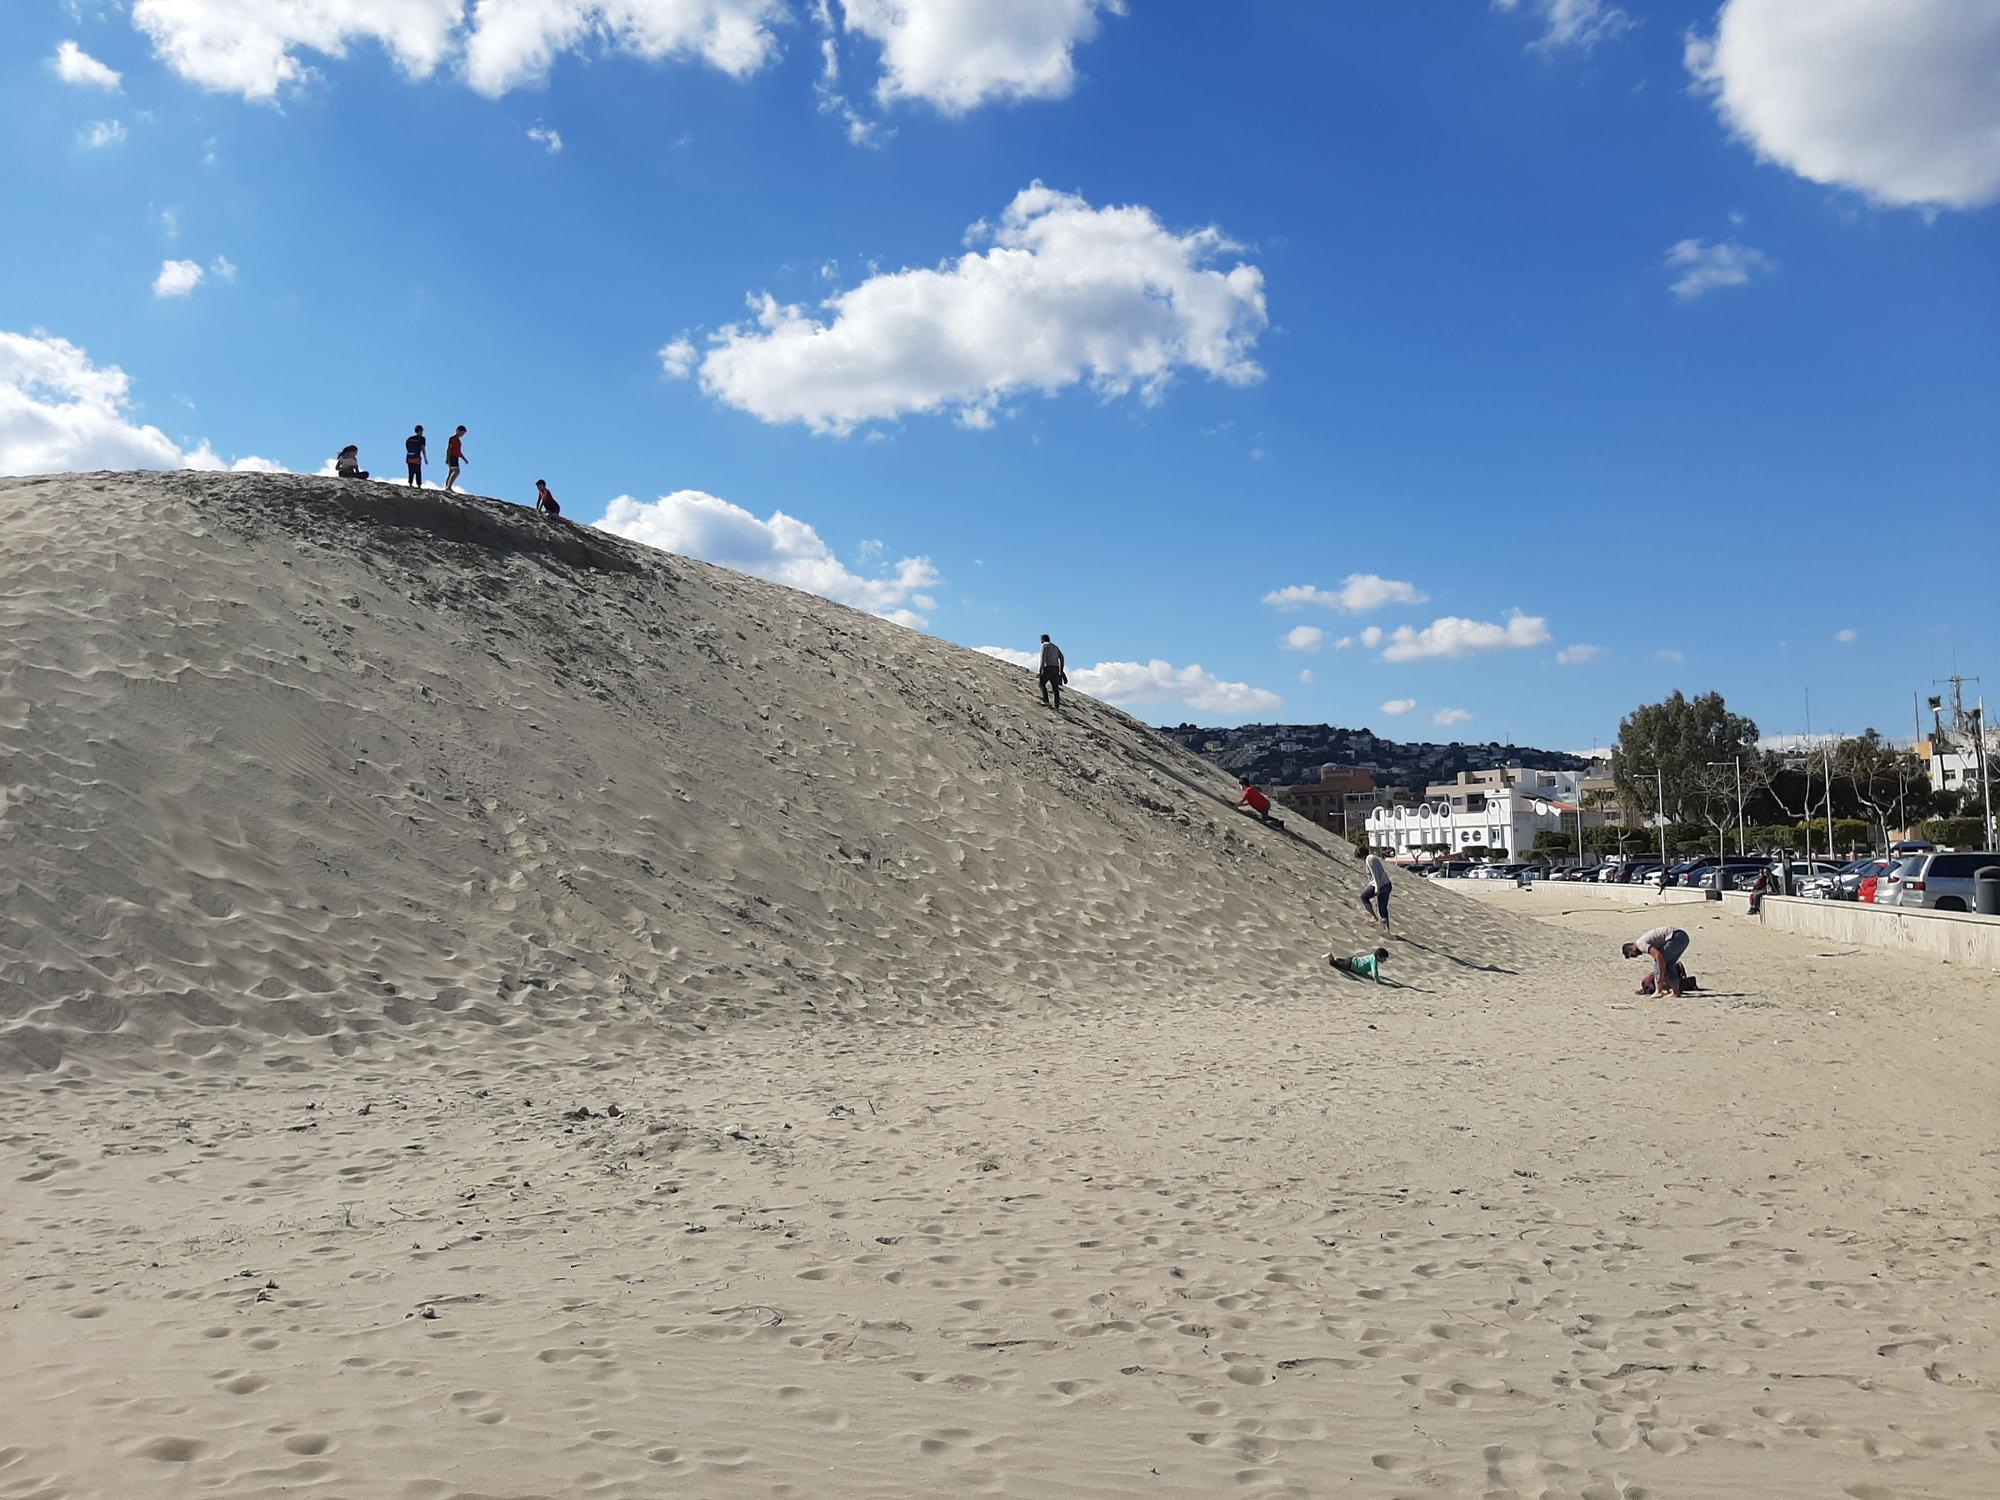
[4,473,1997,1498]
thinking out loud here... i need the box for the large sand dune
[3,472,1995,1499]
[0,471,1529,1075]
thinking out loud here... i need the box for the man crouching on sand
[1623,925,1689,998]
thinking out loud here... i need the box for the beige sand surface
[3,474,1997,1498]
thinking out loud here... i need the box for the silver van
[1879,850,2000,912]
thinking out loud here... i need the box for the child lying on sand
[1327,947,1390,982]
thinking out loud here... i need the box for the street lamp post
[1656,768,1668,870]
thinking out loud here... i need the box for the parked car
[1696,860,1770,890]
[1819,857,1892,901]
[1671,857,1730,887]
[1774,859,1845,893]
[1877,850,2000,912]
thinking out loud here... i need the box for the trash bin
[1977,866,2000,917]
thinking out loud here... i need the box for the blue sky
[4,0,1996,748]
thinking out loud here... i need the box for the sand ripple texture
[0,471,1530,1076]
[3,906,1997,1498]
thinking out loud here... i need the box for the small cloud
[53,40,121,90]
[1298,669,1313,684]
[1835,627,1858,643]
[80,120,127,149]
[1556,643,1601,665]
[1333,636,1354,650]
[527,125,563,154]
[1360,626,1384,649]
[1379,611,1551,663]
[1499,0,1633,52]
[1281,625,1324,652]
[1381,698,1417,716]
[1654,647,1684,662]
[1433,708,1473,727]
[1666,238,1774,301]
[209,254,237,281]
[658,338,699,379]
[159,208,179,238]
[1728,209,1747,226]
[1264,574,1428,614]
[153,259,204,298]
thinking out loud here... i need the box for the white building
[1366,767,1604,861]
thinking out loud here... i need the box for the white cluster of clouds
[111,0,1117,121]
[527,124,564,154]
[1265,575,1559,669]
[1380,612,1551,664]
[0,329,277,475]
[81,119,129,149]
[462,0,784,96]
[597,488,939,627]
[681,184,1266,434]
[1665,238,1773,300]
[978,647,1281,716]
[1686,0,2000,212]
[1262,574,1428,615]
[1493,0,1632,53]
[1381,698,1416,717]
[839,0,1120,114]
[1555,643,1600,665]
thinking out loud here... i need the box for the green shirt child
[1328,947,1390,982]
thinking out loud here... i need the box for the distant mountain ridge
[1160,722,1592,797]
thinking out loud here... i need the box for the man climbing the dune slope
[1038,634,1066,709]
[1361,850,1394,931]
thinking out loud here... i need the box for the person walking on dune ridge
[405,425,428,488]
[444,425,467,493]
[1038,634,1066,709]
[1361,850,1394,931]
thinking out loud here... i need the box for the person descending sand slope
[1037,633,1066,708]
[1362,850,1394,931]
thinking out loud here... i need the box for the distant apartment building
[1367,764,1607,859]
[1266,766,1388,834]
[1916,733,1994,798]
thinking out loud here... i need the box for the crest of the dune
[0,471,1529,1073]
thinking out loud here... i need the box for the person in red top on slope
[444,426,468,493]
[1236,782,1274,824]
